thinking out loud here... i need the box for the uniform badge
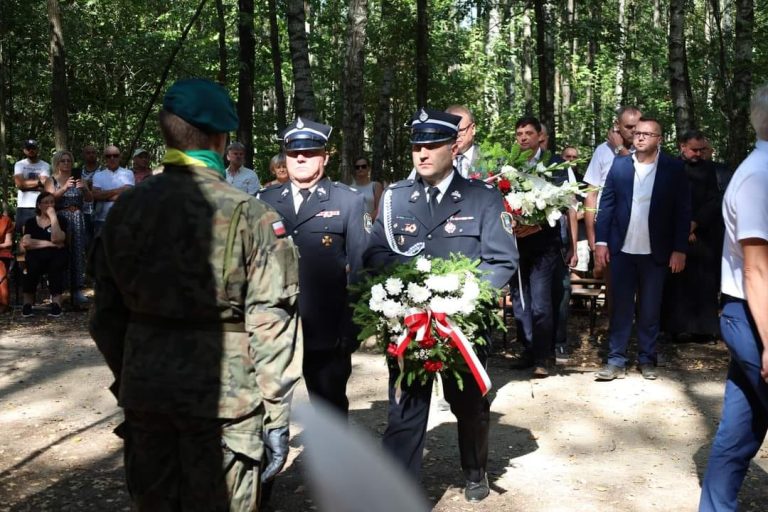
[272,220,287,237]
[316,210,340,218]
[418,108,429,122]
[364,213,373,233]
[317,186,327,197]
[396,235,406,246]
[451,190,462,201]
[410,190,420,202]
[297,117,305,129]
[444,222,456,234]
[500,212,515,235]
[404,223,418,233]
[281,188,290,198]
[322,235,333,247]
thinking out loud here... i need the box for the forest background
[0,0,766,208]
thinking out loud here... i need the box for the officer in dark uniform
[258,117,368,415]
[364,108,518,503]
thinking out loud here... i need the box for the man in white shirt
[225,142,260,195]
[594,118,690,381]
[699,84,768,512]
[92,145,135,235]
[446,105,480,178]
[13,139,51,234]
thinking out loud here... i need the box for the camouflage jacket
[89,163,302,439]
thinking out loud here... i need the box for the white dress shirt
[621,155,657,254]
[422,171,455,205]
[291,183,318,214]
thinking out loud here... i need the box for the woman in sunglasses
[351,156,383,218]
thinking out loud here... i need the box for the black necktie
[298,188,311,215]
[427,186,440,217]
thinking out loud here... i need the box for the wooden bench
[571,277,605,336]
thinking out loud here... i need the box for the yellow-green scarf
[162,148,226,178]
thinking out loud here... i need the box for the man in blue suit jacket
[594,117,691,380]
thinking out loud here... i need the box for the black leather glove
[261,426,289,483]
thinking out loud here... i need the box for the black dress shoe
[509,352,534,369]
[464,474,490,502]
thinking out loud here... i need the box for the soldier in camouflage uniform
[89,78,302,511]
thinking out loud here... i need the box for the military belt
[129,313,247,333]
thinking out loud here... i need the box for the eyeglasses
[634,132,660,139]
[458,124,474,134]
[104,154,120,158]
[355,164,368,169]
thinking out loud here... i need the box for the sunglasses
[104,154,120,158]
[355,164,368,169]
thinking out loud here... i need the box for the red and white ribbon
[394,307,492,396]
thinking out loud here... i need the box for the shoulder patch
[272,219,287,237]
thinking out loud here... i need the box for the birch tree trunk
[286,0,316,119]
[48,0,69,150]
[341,0,368,184]
[522,11,533,114]
[613,0,626,109]
[668,0,696,134]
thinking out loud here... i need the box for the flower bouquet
[472,142,587,228]
[353,254,503,395]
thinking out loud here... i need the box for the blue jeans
[700,299,768,511]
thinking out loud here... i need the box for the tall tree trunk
[534,0,556,149]
[587,0,601,144]
[0,4,7,204]
[48,0,69,150]
[727,0,753,168]
[522,11,533,114]
[371,0,393,182]
[286,0,316,119]
[268,0,287,130]
[613,0,626,109]
[341,0,368,184]
[668,0,696,134]
[484,3,501,123]
[415,0,428,106]
[237,0,255,168]
[502,0,516,112]
[214,0,227,84]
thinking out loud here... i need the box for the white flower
[461,276,480,303]
[415,257,432,273]
[546,208,562,226]
[407,282,431,303]
[369,297,385,312]
[385,277,404,295]
[425,274,460,293]
[429,296,460,315]
[381,299,404,319]
[371,283,387,302]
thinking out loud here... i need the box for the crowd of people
[2,76,766,512]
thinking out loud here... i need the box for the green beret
[163,78,238,134]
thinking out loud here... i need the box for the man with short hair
[13,139,51,234]
[446,105,479,178]
[584,106,642,256]
[89,78,302,510]
[510,116,577,376]
[699,82,768,512]
[258,117,368,415]
[365,107,518,503]
[225,142,260,195]
[92,146,134,236]
[78,145,102,239]
[594,117,691,380]
[131,148,152,184]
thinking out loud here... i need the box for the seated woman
[0,203,13,314]
[21,192,68,318]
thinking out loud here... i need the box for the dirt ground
[1,307,767,512]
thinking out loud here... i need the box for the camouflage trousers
[118,409,263,511]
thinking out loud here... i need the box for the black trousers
[510,241,561,364]
[303,348,353,415]
[23,248,68,296]
[382,356,490,483]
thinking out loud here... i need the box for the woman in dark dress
[661,139,724,341]
[45,150,92,304]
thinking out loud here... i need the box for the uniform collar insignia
[281,188,290,197]
[317,186,327,197]
[410,190,420,202]
[451,190,462,201]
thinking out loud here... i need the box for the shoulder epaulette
[389,179,415,189]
